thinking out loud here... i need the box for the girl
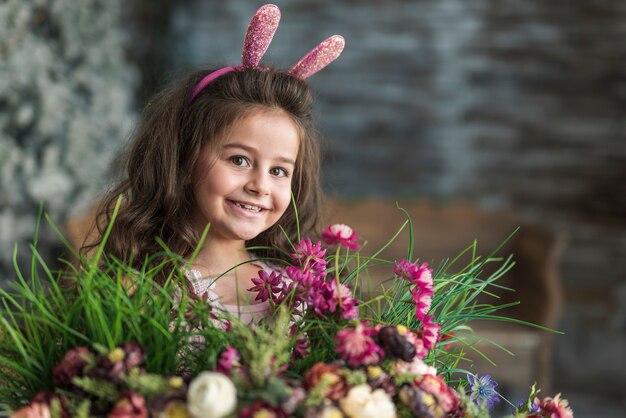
[83,4,344,322]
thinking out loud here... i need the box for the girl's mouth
[229,200,264,213]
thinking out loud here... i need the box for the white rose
[187,371,237,418]
[339,384,396,418]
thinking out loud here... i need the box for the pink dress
[184,259,278,324]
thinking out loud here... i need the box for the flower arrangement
[0,207,573,417]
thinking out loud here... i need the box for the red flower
[108,392,147,418]
[321,224,360,250]
[52,346,93,385]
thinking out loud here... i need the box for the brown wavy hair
[83,67,323,277]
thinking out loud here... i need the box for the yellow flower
[252,409,274,418]
[159,402,190,418]
[367,366,383,379]
[108,348,125,363]
[396,325,408,335]
[169,376,184,389]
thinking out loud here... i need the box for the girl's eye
[230,156,249,167]
[270,167,289,178]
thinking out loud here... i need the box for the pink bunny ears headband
[190,4,345,100]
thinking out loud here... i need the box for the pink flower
[52,346,93,385]
[394,260,434,319]
[247,270,284,303]
[10,392,68,418]
[419,315,441,352]
[290,324,310,360]
[394,260,432,287]
[335,322,384,366]
[534,393,573,418]
[415,374,458,413]
[329,280,359,320]
[217,345,240,375]
[411,285,433,321]
[121,342,144,370]
[404,329,429,359]
[321,224,360,250]
[291,238,327,278]
[10,402,50,418]
[108,392,147,418]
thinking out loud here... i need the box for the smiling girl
[84,4,344,322]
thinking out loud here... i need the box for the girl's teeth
[236,202,261,212]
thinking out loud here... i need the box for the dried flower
[187,372,237,418]
[467,374,500,410]
[416,374,459,413]
[399,385,445,418]
[534,393,573,418]
[52,346,93,385]
[393,357,437,377]
[339,384,396,418]
[108,392,148,418]
[321,224,360,250]
[304,363,349,401]
[375,326,416,362]
[335,322,384,367]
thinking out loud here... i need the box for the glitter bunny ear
[241,4,281,68]
[289,35,345,79]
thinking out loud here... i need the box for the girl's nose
[244,171,271,196]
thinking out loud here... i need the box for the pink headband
[190,4,345,101]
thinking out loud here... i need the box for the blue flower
[467,374,500,410]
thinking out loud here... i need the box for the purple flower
[247,270,283,303]
[468,374,500,410]
[321,224,360,250]
[291,238,328,278]
[335,322,384,366]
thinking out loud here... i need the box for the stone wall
[155,0,626,409]
[0,0,137,282]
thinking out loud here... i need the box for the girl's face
[191,109,300,244]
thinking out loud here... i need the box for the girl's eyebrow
[223,142,296,166]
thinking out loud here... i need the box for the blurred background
[1,0,624,415]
